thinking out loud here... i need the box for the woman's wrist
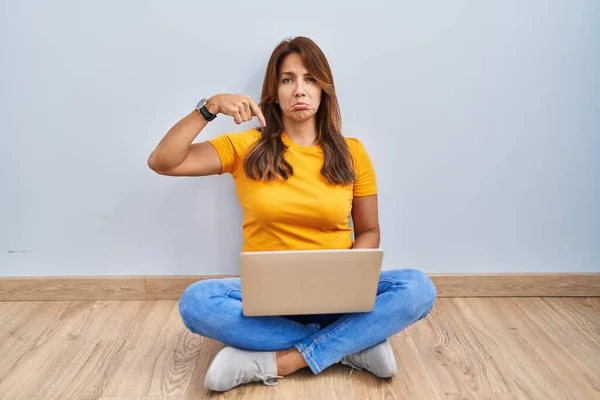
[205,95,220,114]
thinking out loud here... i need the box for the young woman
[147,36,436,392]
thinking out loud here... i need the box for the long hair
[244,36,356,185]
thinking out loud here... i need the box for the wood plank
[145,275,233,300]
[0,276,146,301]
[512,298,600,391]
[0,301,67,341]
[99,397,184,400]
[498,298,599,398]
[61,300,161,341]
[377,330,443,400]
[0,300,122,399]
[546,297,600,336]
[0,338,37,383]
[0,336,94,399]
[453,298,556,399]
[0,297,598,399]
[0,300,170,399]
[1,273,598,301]
[432,273,600,297]
[99,301,200,398]
[249,366,353,400]
[0,301,72,384]
[58,339,130,400]
[407,298,511,398]
[454,297,600,399]
[145,303,204,398]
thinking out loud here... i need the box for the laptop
[240,248,383,317]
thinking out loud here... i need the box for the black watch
[195,98,217,121]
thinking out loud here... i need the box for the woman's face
[277,53,323,123]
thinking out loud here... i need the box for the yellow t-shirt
[208,129,377,251]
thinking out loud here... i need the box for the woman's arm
[351,194,381,249]
[147,110,220,176]
[147,94,265,176]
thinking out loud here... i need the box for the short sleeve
[348,138,378,197]
[207,129,260,174]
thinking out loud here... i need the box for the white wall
[1,1,599,276]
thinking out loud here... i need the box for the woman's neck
[282,117,318,146]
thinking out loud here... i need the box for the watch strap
[196,98,217,121]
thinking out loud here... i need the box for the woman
[147,36,436,392]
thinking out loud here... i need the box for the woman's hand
[206,94,266,127]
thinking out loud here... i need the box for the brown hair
[243,36,356,185]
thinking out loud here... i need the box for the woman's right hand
[206,94,266,127]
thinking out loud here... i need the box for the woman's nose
[294,82,306,96]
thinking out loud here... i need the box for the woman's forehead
[279,53,309,74]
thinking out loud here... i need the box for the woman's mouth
[292,103,309,110]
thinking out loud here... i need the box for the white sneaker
[204,347,283,392]
[340,340,397,378]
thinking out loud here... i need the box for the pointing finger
[249,99,266,128]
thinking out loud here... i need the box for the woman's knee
[382,268,437,319]
[178,279,230,335]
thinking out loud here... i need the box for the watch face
[196,98,207,109]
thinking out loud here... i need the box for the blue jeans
[178,269,436,374]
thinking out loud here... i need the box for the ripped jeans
[178,269,437,374]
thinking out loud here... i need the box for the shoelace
[341,357,363,380]
[259,373,284,387]
[346,368,354,379]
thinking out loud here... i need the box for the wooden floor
[0,298,598,400]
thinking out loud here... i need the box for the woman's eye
[306,77,316,83]
[282,78,292,83]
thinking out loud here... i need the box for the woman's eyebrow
[280,71,312,76]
